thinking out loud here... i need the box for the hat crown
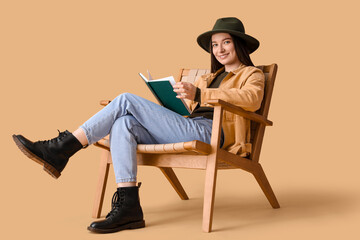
[212,17,245,33]
[197,17,259,54]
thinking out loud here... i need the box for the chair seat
[94,137,212,155]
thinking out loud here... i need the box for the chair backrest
[250,64,277,162]
[177,68,210,83]
[177,64,278,162]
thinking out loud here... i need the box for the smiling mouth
[218,53,229,59]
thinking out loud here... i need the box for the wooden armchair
[92,64,280,232]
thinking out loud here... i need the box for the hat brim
[197,29,259,54]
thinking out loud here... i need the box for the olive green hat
[197,17,259,54]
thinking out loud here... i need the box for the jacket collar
[228,63,246,74]
[213,67,225,78]
[207,63,246,84]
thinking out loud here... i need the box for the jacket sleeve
[200,71,265,112]
[183,73,210,112]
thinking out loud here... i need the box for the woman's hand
[173,82,197,101]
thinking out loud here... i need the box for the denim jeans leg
[80,93,217,183]
[109,115,158,183]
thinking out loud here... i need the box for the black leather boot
[12,130,83,179]
[88,184,145,233]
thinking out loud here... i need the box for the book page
[147,69,153,80]
[139,72,148,82]
[148,76,176,86]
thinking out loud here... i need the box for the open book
[139,71,191,116]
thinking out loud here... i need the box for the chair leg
[253,164,280,209]
[92,150,111,218]
[202,155,218,233]
[159,167,189,200]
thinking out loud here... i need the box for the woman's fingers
[173,83,185,90]
[174,82,192,91]
[173,82,196,100]
[173,88,186,93]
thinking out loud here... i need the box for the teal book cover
[139,73,191,116]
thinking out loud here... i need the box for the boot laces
[37,130,68,144]
[106,189,126,218]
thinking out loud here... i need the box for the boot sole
[12,135,61,179]
[87,220,145,233]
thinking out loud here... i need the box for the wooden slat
[188,69,198,76]
[217,149,256,173]
[202,105,223,232]
[95,140,240,170]
[94,141,110,151]
[252,164,280,208]
[261,64,277,118]
[99,100,111,106]
[251,64,278,162]
[176,68,185,82]
[250,121,259,143]
[183,140,212,154]
[92,150,111,218]
[182,69,191,76]
[197,69,207,76]
[185,75,196,83]
[216,161,238,169]
[138,154,208,169]
[95,139,211,155]
[159,167,189,200]
[181,76,188,82]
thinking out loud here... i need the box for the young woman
[12,17,265,233]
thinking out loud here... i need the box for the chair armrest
[100,100,111,106]
[207,99,273,126]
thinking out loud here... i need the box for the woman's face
[211,32,241,71]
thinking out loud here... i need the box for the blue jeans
[80,93,223,183]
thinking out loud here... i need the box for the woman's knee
[111,115,138,133]
[115,92,137,102]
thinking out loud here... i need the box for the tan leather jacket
[185,64,265,156]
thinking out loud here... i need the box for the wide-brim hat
[197,17,259,54]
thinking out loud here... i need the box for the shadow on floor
[141,188,359,231]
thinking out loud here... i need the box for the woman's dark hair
[210,34,254,73]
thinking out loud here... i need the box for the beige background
[1,0,360,239]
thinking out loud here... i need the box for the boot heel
[43,163,61,179]
[129,220,145,229]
